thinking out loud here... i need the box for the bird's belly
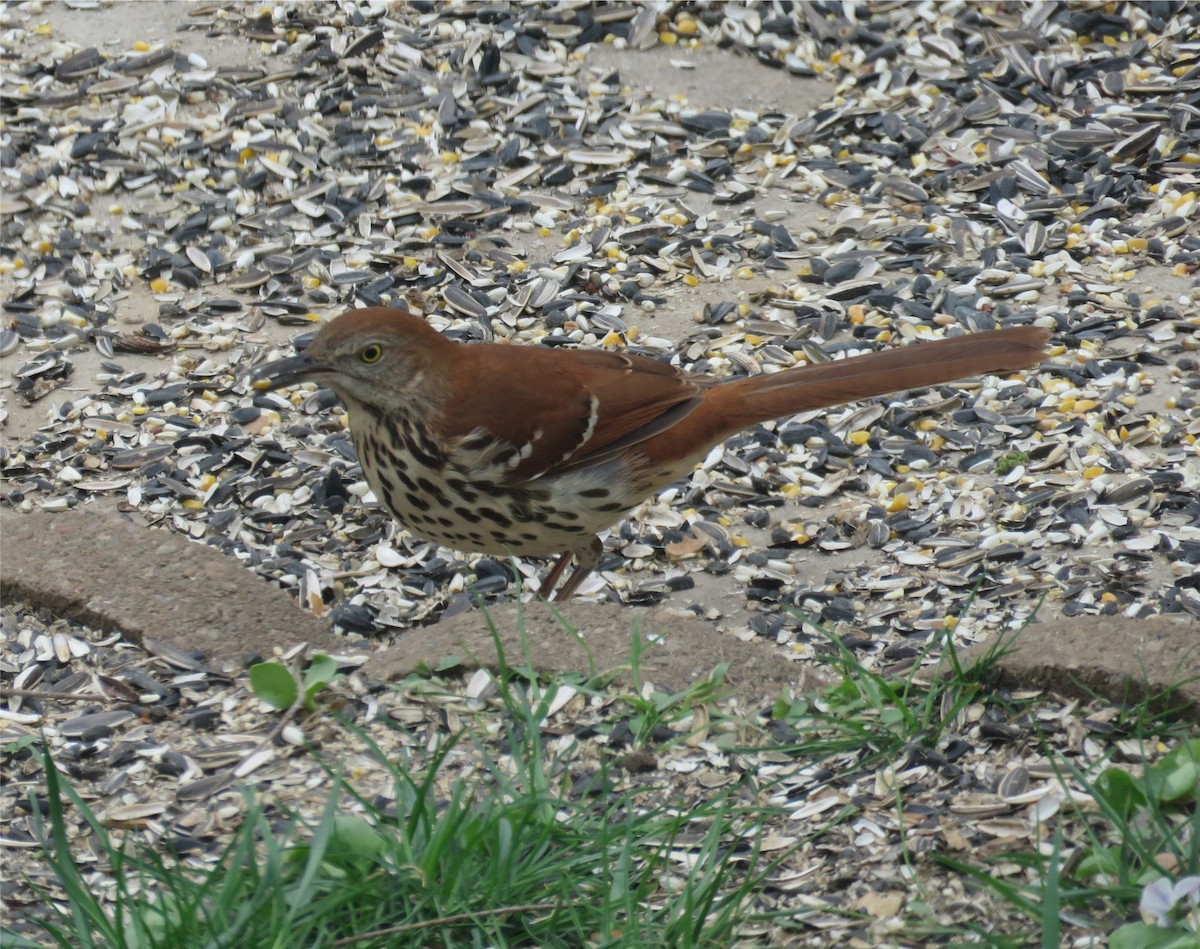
[356,435,641,557]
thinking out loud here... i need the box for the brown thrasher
[252,307,1049,599]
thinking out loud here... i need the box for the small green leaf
[995,450,1030,475]
[302,653,339,708]
[434,654,465,672]
[249,662,298,709]
[1095,767,1147,819]
[1143,739,1200,805]
[1,734,40,756]
[1110,922,1197,949]
[332,815,385,857]
[124,894,184,945]
[1073,845,1122,880]
[880,707,907,729]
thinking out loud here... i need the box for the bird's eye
[360,343,383,364]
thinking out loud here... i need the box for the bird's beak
[250,353,319,391]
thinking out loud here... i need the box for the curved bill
[250,354,317,391]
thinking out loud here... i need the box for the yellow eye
[360,343,383,364]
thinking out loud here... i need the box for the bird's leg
[537,536,603,600]
[536,551,573,600]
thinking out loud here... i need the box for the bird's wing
[437,345,704,483]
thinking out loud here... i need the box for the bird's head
[251,307,451,413]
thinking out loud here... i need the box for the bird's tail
[701,326,1050,432]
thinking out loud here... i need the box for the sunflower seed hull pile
[5,2,1198,643]
[3,2,1200,942]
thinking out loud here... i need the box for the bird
[252,307,1049,600]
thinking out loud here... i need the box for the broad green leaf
[249,662,298,709]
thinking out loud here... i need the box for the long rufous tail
[700,325,1049,433]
